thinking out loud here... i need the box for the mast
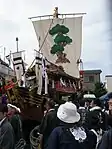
[16,37,19,52]
[4,47,6,62]
[53,7,58,18]
[29,10,86,20]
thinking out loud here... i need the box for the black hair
[47,100,55,109]
[93,98,101,107]
[85,98,93,103]
[0,103,8,113]
[108,92,112,100]
[79,100,85,107]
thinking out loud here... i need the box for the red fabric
[79,70,84,75]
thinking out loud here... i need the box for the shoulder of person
[88,129,97,139]
[46,109,56,116]
[2,120,13,132]
[105,129,112,137]
[51,126,63,135]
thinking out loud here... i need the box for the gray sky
[0,0,111,79]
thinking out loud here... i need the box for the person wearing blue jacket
[46,102,97,149]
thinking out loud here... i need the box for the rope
[38,19,53,52]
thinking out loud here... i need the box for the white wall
[105,76,112,92]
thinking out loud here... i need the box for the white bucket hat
[57,102,80,124]
[7,104,21,113]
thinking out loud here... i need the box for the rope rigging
[23,19,54,76]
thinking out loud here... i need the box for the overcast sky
[0,0,111,80]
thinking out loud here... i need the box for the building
[105,75,112,92]
[83,69,102,91]
[0,58,14,79]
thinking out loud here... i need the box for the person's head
[8,106,16,115]
[79,100,85,107]
[0,103,8,120]
[85,99,91,108]
[7,104,21,117]
[108,93,112,111]
[57,102,80,127]
[90,98,101,108]
[45,99,55,111]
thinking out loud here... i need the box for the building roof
[83,69,102,74]
[0,58,9,67]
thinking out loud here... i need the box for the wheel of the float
[30,126,42,149]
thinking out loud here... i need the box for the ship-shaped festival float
[3,8,85,122]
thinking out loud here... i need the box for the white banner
[35,52,42,95]
[32,17,82,78]
[35,51,48,95]
[12,52,24,86]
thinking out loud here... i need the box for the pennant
[35,51,42,95]
[42,55,48,94]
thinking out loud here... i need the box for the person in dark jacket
[47,102,97,149]
[39,99,58,149]
[78,100,88,126]
[85,98,106,131]
[0,103,14,149]
[98,116,112,149]
[7,104,22,144]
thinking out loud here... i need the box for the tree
[49,24,72,63]
[94,82,107,98]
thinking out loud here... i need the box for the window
[84,76,89,82]
[84,76,94,83]
[89,76,94,82]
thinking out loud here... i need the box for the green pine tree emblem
[49,24,72,63]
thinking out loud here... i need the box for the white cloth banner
[32,17,82,78]
[35,52,42,95]
[12,52,24,87]
[41,55,48,94]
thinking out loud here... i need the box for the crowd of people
[38,94,112,149]
[0,93,112,149]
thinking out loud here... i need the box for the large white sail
[32,16,82,78]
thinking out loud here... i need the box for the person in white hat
[7,104,22,144]
[46,102,97,149]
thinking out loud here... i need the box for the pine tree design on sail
[49,24,72,64]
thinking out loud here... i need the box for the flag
[6,54,11,66]
[35,51,42,95]
[41,55,48,94]
[12,52,24,87]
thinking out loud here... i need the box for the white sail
[32,16,82,78]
